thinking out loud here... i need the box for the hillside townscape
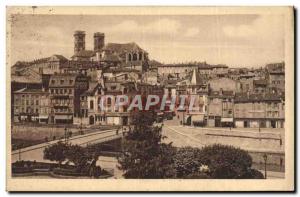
[11,30,285,179]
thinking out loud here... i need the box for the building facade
[48,73,89,124]
[13,88,50,123]
[234,93,284,128]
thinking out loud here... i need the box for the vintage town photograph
[8,8,288,181]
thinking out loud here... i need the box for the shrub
[173,147,202,178]
[43,141,69,166]
[242,169,264,179]
[174,144,261,179]
[183,171,211,179]
[198,144,253,179]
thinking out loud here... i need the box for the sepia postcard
[6,6,294,191]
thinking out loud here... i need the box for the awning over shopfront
[20,115,27,120]
[221,117,233,122]
[38,115,49,119]
[55,115,73,120]
[191,114,204,122]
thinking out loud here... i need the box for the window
[246,84,249,90]
[98,98,101,110]
[36,100,39,105]
[107,97,112,105]
[69,80,74,84]
[139,52,143,60]
[51,80,55,84]
[133,53,137,61]
[90,100,94,110]
[60,80,64,84]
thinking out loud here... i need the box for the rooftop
[72,50,95,58]
[103,42,147,54]
[14,87,47,94]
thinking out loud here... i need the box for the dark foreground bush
[174,144,262,179]
[242,169,264,179]
[52,168,86,176]
[198,144,253,179]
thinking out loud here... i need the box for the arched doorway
[89,116,95,125]
[186,116,192,126]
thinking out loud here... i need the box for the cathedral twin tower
[73,30,105,54]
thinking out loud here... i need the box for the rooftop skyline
[10,14,284,67]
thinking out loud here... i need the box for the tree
[43,141,69,166]
[173,146,202,178]
[198,144,254,179]
[65,144,93,172]
[173,144,263,179]
[118,111,176,178]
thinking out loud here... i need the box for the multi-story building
[265,93,285,128]
[253,79,268,94]
[12,55,68,75]
[211,64,229,76]
[207,90,234,127]
[208,77,240,92]
[267,70,285,91]
[48,73,89,124]
[175,69,209,126]
[238,74,255,93]
[158,63,199,79]
[265,62,285,91]
[234,93,284,128]
[13,88,50,123]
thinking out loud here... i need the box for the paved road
[162,120,285,179]
[11,129,120,163]
[162,119,284,153]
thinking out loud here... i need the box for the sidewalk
[259,170,285,179]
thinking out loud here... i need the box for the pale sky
[10,14,284,67]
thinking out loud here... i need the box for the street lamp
[263,153,268,179]
[64,127,67,143]
[183,108,185,126]
[18,143,23,161]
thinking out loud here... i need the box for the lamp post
[64,127,67,143]
[18,142,24,161]
[263,153,268,179]
[18,146,21,161]
[183,110,185,126]
[80,122,83,135]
